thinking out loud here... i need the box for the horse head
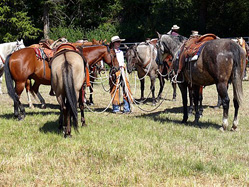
[157,33,187,71]
[125,44,138,74]
[16,39,26,51]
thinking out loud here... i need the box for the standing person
[167,24,180,36]
[109,36,133,113]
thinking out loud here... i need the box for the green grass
[0,72,249,186]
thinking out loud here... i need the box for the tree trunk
[43,3,49,39]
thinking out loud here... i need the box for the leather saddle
[177,34,217,73]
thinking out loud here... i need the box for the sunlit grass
[0,72,249,186]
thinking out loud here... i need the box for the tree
[0,0,41,42]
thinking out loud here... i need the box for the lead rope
[124,76,172,113]
[84,74,121,114]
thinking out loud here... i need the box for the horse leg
[150,77,156,105]
[89,83,94,105]
[63,105,71,138]
[172,82,177,101]
[188,86,194,116]
[15,82,26,120]
[140,79,145,100]
[199,86,203,117]
[25,79,34,109]
[243,66,248,80]
[57,95,64,130]
[157,74,165,100]
[0,76,2,95]
[65,106,72,138]
[32,82,46,109]
[214,94,222,109]
[231,97,239,131]
[0,68,3,94]
[193,85,201,126]
[216,83,230,131]
[79,87,86,126]
[178,81,188,123]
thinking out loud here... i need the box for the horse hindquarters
[62,60,79,137]
[4,55,25,120]
[230,48,246,131]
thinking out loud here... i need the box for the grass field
[0,72,249,186]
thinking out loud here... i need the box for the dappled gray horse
[0,40,25,94]
[157,33,246,131]
[125,42,159,105]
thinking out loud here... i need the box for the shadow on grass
[0,110,60,120]
[136,106,221,130]
[23,103,60,110]
[39,119,61,134]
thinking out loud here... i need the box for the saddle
[51,43,91,87]
[178,33,217,73]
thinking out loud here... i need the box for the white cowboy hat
[171,25,180,30]
[111,36,125,43]
[191,30,199,36]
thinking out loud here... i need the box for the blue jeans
[112,104,120,113]
[123,99,130,113]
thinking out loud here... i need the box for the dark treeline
[1,0,249,44]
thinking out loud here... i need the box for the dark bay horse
[157,33,246,131]
[51,49,85,137]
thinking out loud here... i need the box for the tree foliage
[0,0,41,42]
[1,0,249,43]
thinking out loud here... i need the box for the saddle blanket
[34,48,46,60]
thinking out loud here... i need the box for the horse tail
[232,44,245,106]
[4,54,19,103]
[62,56,78,130]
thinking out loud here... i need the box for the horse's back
[8,48,37,79]
[194,39,246,85]
[51,51,84,96]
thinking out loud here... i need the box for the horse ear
[123,44,129,50]
[156,31,161,39]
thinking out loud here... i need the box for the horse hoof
[18,115,25,121]
[219,127,225,132]
[188,112,193,117]
[64,134,72,138]
[41,104,46,109]
[231,127,238,132]
[82,123,87,127]
[29,105,34,109]
[181,119,188,124]
[172,98,176,102]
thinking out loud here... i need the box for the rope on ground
[84,75,121,114]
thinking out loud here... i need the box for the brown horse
[5,44,115,120]
[73,39,108,105]
[5,47,52,119]
[157,33,246,131]
[77,45,116,103]
[51,49,85,137]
